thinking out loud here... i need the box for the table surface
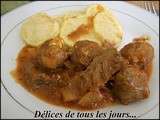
[1,1,159,15]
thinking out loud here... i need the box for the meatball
[37,39,68,69]
[71,40,103,66]
[120,39,154,69]
[113,65,149,104]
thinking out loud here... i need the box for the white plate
[1,1,159,119]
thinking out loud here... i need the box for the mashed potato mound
[60,15,88,46]
[63,10,85,20]
[86,4,105,17]
[94,11,123,45]
[20,12,59,46]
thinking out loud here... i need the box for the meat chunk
[71,40,103,66]
[78,87,114,109]
[37,39,68,69]
[61,48,122,102]
[113,65,149,104]
[84,48,122,88]
[61,87,79,102]
[120,38,154,69]
[61,74,91,102]
[99,87,114,102]
[78,89,103,109]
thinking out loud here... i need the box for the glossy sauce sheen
[12,46,153,110]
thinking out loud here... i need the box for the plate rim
[1,2,159,119]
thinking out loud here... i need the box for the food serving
[12,4,154,110]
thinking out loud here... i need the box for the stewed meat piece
[83,48,122,88]
[61,74,91,102]
[71,40,103,66]
[78,87,114,109]
[61,48,122,104]
[120,37,154,69]
[113,65,149,104]
[37,39,68,69]
[78,89,103,109]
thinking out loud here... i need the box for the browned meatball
[71,40,103,66]
[37,39,68,69]
[113,65,149,104]
[120,39,154,69]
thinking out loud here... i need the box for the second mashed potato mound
[20,4,123,47]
